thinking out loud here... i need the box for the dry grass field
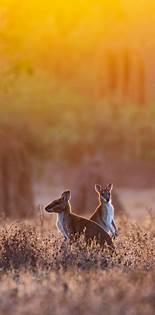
[0,212,154,315]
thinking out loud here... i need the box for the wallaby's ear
[61,190,71,202]
[106,183,113,192]
[95,184,102,194]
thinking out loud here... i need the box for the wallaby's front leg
[66,222,76,240]
[112,219,118,237]
[109,223,116,238]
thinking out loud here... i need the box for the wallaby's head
[95,184,113,203]
[45,190,71,213]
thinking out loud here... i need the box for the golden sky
[1,1,155,44]
[1,1,155,85]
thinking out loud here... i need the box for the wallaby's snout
[45,199,63,213]
[45,201,55,213]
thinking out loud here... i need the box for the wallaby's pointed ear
[61,190,71,201]
[106,183,113,192]
[95,184,102,194]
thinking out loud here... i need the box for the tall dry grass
[0,215,154,315]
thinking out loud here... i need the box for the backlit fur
[90,184,118,238]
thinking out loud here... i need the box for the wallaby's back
[70,213,113,247]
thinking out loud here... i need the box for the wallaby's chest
[102,202,114,224]
[57,213,68,238]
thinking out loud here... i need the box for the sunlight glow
[0,0,155,102]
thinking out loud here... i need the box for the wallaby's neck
[98,199,112,210]
[57,203,71,218]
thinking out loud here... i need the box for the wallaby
[45,190,114,248]
[90,184,118,238]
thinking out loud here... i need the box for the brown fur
[45,191,114,249]
[90,204,103,223]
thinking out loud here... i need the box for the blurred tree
[106,51,118,94]
[0,125,34,218]
[69,155,125,215]
[122,49,131,100]
[137,57,146,105]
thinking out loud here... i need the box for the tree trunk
[0,126,34,218]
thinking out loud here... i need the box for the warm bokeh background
[0,5,155,315]
[0,0,155,218]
